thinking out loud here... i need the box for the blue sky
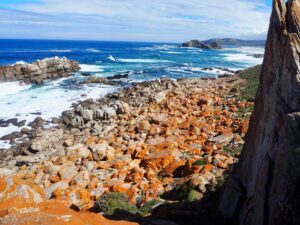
[0,0,273,42]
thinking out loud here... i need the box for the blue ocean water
[0,39,264,148]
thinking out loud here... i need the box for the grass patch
[193,159,207,166]
[238,65,261,101]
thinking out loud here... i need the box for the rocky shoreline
[0,57,80,84]
[0,71,254,224]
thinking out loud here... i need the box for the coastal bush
[94,192,138,215]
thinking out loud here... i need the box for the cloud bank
[0,0,272,42]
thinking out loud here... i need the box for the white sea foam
[117,58,171,63]
[12,60,26,65]
[223,46,265,54]
[86,48,101,53]
[107,55,117,62]
[166,66,235,75]
[1,49,72,53]
[221,53,263,65]
[48,49,72,53]
[0,82,32,97]
[0,77,117,149]
[164,51,183,54]
[80,64,103,72]
[138,45,177,51]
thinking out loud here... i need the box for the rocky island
[181,40,222,49]
[0,57,80,84]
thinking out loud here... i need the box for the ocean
[0,39,264,148]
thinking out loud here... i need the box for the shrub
[94,192,138,215]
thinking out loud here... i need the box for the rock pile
[0,57,80,84]
[0,74,253,224]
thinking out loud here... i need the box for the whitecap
[86,48,101,53]
[221,53,263,65]
[107,55,117,62]
[117,58,171,63]
[12,60,26,66]
[164,51,183,54]
[80,64,103,72]
[138,45,177,51]
[48,49,73,53]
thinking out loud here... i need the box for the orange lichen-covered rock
[0,176,137,225]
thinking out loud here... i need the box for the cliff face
[0,57,80,84]
[220,0,300,224]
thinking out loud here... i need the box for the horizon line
[0,37,267,44]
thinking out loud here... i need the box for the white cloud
[1,0,271,41]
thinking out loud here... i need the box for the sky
[0,0,273,42]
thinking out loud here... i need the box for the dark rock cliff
[0,57,80,84]
[220,0,300,224]
[181,40,222,49]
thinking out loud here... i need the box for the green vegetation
[223,144,243,157]
[238,64,261,101]
[94,192,138,215]
[94,192,162,217]
[236,104,254,119]
[193,159,207,166]
[139,199,161,216]
[186,189,203,202]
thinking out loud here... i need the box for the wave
[0,81,32,98]
[48,49,73,53]
[117,58,171,63]
[0,49,72,53]
[80,64,103,72]
[223,46,265,55]
[86,48,101,53]
[138,45,177,51]
[12,61,26,66]
[221,53,263,65]
[164,51,183,54]
[107,55,117,62]
[166,66,235,75]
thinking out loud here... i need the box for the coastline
[0,68,257,223]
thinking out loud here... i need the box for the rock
[0,57,80,84]
[220,1,300,224]
[67,144,91,159]
[0,176,136,225]
[58,165,77,181]
[0,168,14,176]
[84,76,107,84]
[154,91,167,103]
[181,40,222,49]
[34,171,45,184]
[102,106,117,120]
[146,137,165,145]
[209,132,234,144]
[44,181,69,199]
[107,73,129,80]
